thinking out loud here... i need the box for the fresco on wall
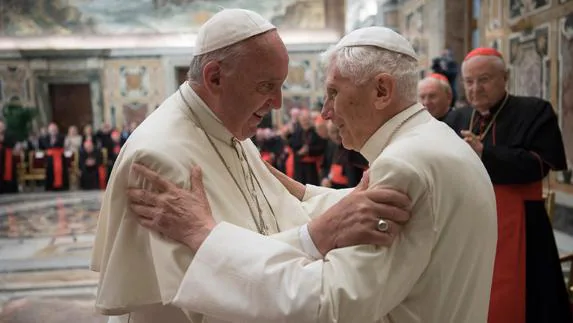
[0,0,326,37]
[345,0,380,33]
[509,0,551,20]
[559,13,573,166]
[508,25,549,98]
[119,66,150,98]
[283,57,314,92]
[0,66,30,105]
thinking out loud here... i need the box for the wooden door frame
[34,70,103,129]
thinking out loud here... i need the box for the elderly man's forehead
[324,64,345,85]
[418,78,441,89]
[462,56,505,73]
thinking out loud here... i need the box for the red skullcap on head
[428,73,449,82]
[464,47,503,61]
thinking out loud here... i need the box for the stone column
[444,0,467,65]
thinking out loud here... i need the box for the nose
[321,98,333,120]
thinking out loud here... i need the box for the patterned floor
[0,191,105,322]
[0,191,101,239]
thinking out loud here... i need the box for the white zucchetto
[335,26,418,61]
[193,9,276,56]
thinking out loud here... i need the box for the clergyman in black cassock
[0,132,19,194]
[43,123,70,192]
[445,48,571,323]
[79,140,105,190]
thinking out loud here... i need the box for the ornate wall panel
[508,24,550,98]
[103,59,164,128]
[559,13,573,166]
[0,63,33,109]
[509,0,552,21]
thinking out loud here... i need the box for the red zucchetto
[464,47,503,61]
[428,73,449,82]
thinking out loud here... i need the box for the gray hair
[320,46,419,102]
[187,41,250,85]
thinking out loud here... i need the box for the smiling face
[203,31,289,140]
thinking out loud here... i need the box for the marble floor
[0,191,572,322]
[0,191,106,322]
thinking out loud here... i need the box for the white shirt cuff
[298,223,323,260]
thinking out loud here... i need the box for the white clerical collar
[359,103,426,164]
[178,82,234,146]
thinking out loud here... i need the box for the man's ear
[503,69,510,83]
[374,73,395,109]
[203,61,222,93]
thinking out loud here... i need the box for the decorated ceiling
[0,0,327,37]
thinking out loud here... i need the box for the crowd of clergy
[0,72,452,196]
[0,120,139,193]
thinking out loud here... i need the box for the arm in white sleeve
[171,157,436,322]
[300,184,352,219]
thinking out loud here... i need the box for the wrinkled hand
[127,163,215,252]
[461,130,483,157]
[309,171,411,255]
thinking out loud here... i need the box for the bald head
[418,77,452,119]
[462,54,508,113]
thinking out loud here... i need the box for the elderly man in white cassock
[126,26,499,322]
[91,9,414,323]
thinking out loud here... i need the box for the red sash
[46,148,65,188]
[329,163,348,186]
[488,181,541,323]
[3,148,12,181]
[301,155,320,163]
[98,165,107,189]
[301,155,323,175]
[260,151,273,163]
[285,147,294,178]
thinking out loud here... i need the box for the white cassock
[91,82,348,323]
[169,104,499,322]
